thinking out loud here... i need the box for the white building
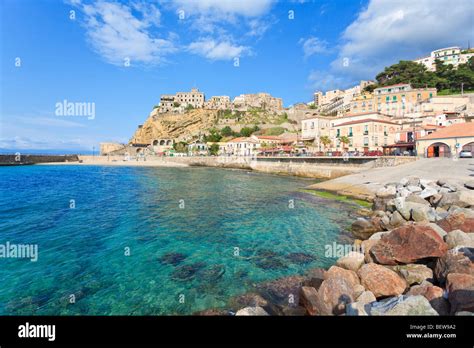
[414,47,474,71]
[225,137,259,156]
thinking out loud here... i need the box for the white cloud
[307,70,350,91]
[331,0,474,81]
[299,37,329,58]
[188,38,249,60]
[77,1,175,66]
[172,0,274,17]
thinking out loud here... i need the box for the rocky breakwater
[216,177,474,316]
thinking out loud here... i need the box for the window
[429,93,433,98]
[363,137,369,146]
[392,96,397,102]
[384,126,388,136]
[386,96,390,102]
[374,136,378,146]
[336,129,340,137]
[363,125,369,135]
[349,127,353,137]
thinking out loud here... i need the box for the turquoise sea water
[0,165,358,315]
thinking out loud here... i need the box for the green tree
[208,143,220,156]
[173,102,181,107]
[173,141,188,153]
[239,125,260,137]
[203,128,222,142]
[339,136,350,149]
[220,126,234,137]
[319,135,331,150]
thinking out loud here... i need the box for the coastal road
[308,158,474,200]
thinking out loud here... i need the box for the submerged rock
[252,249,288,270]
[286,252,315,264]
[158,252,187,266]
[198,264,225,282]
[170,262,206,282]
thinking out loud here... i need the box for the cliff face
[130,109,219,144]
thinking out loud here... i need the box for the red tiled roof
[418,122,474,140]
[228,137,258,143]
[336,118,399,127]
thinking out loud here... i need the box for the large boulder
[446,273,474,314]
[437,211,474,233]
[465,181,474,190]
[407,282,449,315]
[370,225,448,265]
[316,276,356,315]
[445,230,474,249]
[325,265,360,287]
[235,306,269,316]
[299,286,319,315]
[368,295,438,315]
[336,252,365,272]
[438,191,474,209]
[357,263,407,298]
[434,247,474,284]
[351,218,380,240]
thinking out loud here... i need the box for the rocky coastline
[198,177,474,316]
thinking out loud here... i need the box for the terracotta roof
[255,136,281,140]
[336,118,399,127]
[228,137,258,143]
[418,122,474,140]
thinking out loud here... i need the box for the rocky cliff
[130,109,219,144]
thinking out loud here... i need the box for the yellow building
[350,93,375,114]
[373,84,437,116]
[332,118,400,153]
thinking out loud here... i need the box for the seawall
[84,155,416,180]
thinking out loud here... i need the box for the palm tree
[319,135,331,151]
[339,136,350,150]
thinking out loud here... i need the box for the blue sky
[1,0,473,153]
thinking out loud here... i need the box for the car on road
[459,150,473,158]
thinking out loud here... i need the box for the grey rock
[368,295,438,316]
[420,187,439,199]
[465,181,474,190]
[406,194,430,206]
[407,185,423,193]
[445,230,474,249]
[376,186,397,198]
[390,210,406,227]
[407,177,421,187]
[235,306,269,316]
[336,252,365,272]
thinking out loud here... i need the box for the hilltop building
[233,93,283,111]
[414,47,474,71]
[158,88,205,113]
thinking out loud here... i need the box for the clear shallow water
[0,165,358,315]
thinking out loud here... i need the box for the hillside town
[101,46,474,160]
